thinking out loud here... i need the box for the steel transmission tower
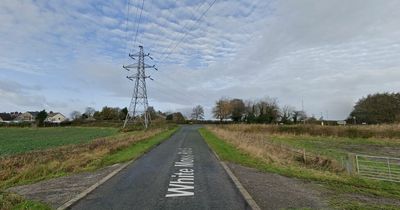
[123,46,157,129]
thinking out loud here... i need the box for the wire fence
[356,154,400,183]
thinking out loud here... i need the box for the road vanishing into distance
[72,125,250,210]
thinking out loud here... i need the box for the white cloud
[1,0,400,120]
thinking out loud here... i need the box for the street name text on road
[166,148,195,197]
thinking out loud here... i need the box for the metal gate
[356,154,400,182]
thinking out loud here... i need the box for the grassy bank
[92,127,178,167]
[0,192,51,210]
[199,127,400,209]
[0,125,177,189]
[0,127,119,156]
[268,134,400,159]
[1,125,178,209]
[214,124,400,162]
[218,124,400,139]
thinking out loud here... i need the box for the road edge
[57,127,178,210]
[209,147,261,210]
[56,161,131,210]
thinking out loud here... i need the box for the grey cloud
[1,0,400,120]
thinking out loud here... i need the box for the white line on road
[166,148,195,197]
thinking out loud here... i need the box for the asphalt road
[72,125,249,210]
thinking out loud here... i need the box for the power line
[124,0,133,59]
[154,1,208,61]
[158,0,218,64]
[148,82,196,105]
[139,0,152,46]
[151,77,209,102]
[139,0,216,99]
[127,0,139,54]
[132,0,145,50]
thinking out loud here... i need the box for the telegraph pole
[123,45,157,129]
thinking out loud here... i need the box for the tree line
[349,92,400,124]
[68,92,400,125]
[202,92,400,124]
[70,106,166,122]
[209,97,307,124]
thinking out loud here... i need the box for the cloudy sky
[1,0,400,120]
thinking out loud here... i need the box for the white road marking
[166,148,195,197]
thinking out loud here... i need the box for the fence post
[303,149,306,164]
[355,155,360,174]
[387,158,392,181]
[346,153,356,175]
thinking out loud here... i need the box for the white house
[15,112,38,122]
[45,112,67,123]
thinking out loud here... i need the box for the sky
[1,0,400,120]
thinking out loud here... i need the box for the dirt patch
[342,144,400,157]
[226,162,331,210]
[7,164,121,209]
[345,193,400,207]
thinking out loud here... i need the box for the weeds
[217,124,400,139]
[200,126,400,209]
[206,126,344,172]
[0,191,51,210]
[0,125,176,189]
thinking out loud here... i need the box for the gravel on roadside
[7,164,122,209]
[226,162,331,210]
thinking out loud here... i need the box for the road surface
[72,125,249,210]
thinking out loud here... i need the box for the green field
[0,126,178,210]
[199,128,400,210]
[268,135,400,160]
[0,127,118,156]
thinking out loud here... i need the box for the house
[15,111,39,122]
[45,112,66,123]
[0,113,13,122]
[10,112,21,119]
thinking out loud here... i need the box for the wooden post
[346,153,356,175]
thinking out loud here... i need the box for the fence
[356,154,400,183]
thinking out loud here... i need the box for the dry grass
[0,127,169,189]
[214,124,400,139]
[206,125,344,172]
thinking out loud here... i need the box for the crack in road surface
[71,125,249,210]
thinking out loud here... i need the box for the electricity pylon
[123,45,157,129]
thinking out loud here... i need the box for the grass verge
[199,127,400,210]
[0,191,51,210]
[92,127,178,167]
[217,124,400,139]
[1,125,178,210]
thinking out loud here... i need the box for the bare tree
[213,98,232,122]
[244,100,257,122]
[280,105,295,124]
[292,110,307,124]
[84,107,96,118]
[191,105,204,121]
[256,97,280,123]
[70,111,81,120]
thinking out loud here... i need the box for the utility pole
[123,45,157,129]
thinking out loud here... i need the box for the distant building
[45,112,67,123]
[10,112,21,119]
[0,113,13,122]
[15,111,39,122]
